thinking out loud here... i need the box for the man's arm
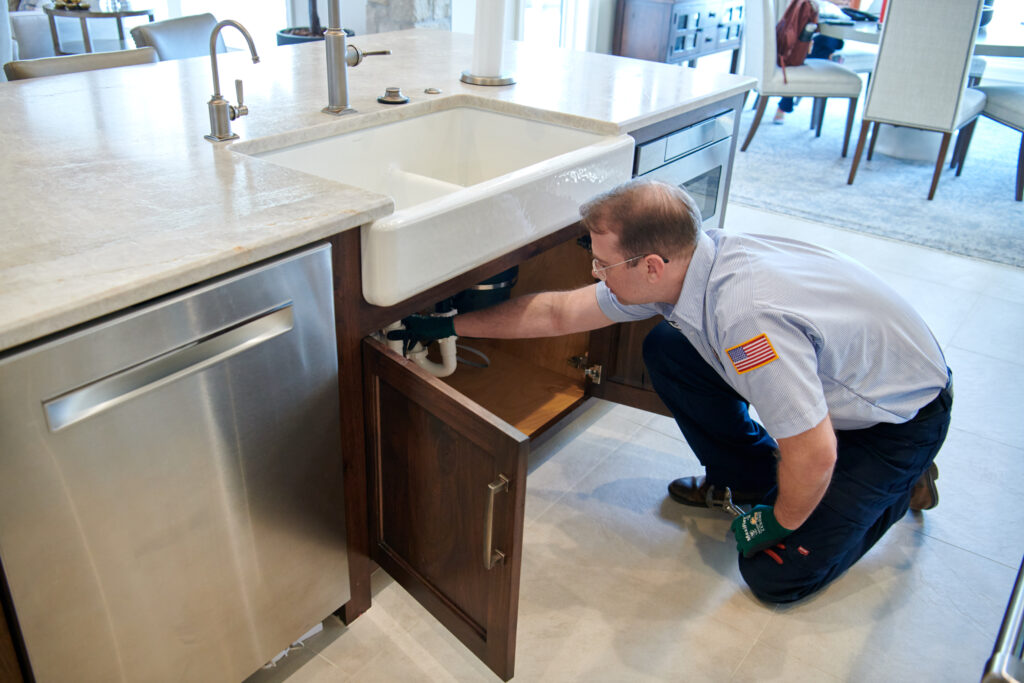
[772,415,838,530]
[454,283,616,339]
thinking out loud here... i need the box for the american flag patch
[726,334,779,374]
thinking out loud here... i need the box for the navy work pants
[643,321,952,603]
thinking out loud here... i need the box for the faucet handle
[231,78,249,119]
[346,45,392,68]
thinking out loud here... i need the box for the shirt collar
[673,230,716,329]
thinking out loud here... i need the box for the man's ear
[644,254,666,283]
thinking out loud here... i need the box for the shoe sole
[667,482,764,508]
[668,487,712,508]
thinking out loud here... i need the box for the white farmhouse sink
[239,102,634,306]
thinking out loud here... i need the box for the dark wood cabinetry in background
[614,0,745,71]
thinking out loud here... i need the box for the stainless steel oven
[633,110,734,230]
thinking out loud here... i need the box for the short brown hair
[580,179,702,260]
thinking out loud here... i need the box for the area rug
[729,99,1024,268]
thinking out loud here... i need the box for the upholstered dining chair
[972,85,1024,201]
[3,47,159,80]
[130,13,224,61]
[741,0,864,156]
[847,0,986,200]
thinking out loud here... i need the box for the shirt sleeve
[719,311,829,439]
[594,282,662,322]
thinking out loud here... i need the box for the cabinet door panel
[363,338,528,681]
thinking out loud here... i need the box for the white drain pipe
[384,312,458,378]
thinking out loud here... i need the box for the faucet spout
[209,19,260,98]
[204,19,259,142]
[323,0,352,116]
[322,0,390,115]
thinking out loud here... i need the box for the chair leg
[928,132,953,200]
[741,96,769,152]
[867,122,881,161]
[950,128,964,170]
[842,98,857,157]
[1016,131,1024,201]
[848,120,871,185]
[955,119,978,177]
[813,98,826,137]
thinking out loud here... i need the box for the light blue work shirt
[596,229,949,439]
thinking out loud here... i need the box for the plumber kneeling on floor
[387,178,952,604]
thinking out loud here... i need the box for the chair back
[3,47,159,80]
[742,0,778,86]
[864,0,983,132]
[1,8,13,80]
[129,13,224,61]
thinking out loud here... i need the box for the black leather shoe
[668,476,766,508]
[909,463,939,511]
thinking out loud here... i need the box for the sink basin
[238,101,634,306]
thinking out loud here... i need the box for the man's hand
[386,314,456,353]
[731,505,793,558]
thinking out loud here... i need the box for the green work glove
[386,314,456,353]
[730,505,793,558]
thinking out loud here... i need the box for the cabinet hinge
[569,354,603,384]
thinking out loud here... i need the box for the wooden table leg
[79,17,92,53]
[46,15,63,55]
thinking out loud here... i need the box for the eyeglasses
[591,255,669,281]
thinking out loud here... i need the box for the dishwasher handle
[43,302,294,432]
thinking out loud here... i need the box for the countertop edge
[0,206,390,355]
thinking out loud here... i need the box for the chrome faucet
[205,20,260,142]
[322,0,390,115]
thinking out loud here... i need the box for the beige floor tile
[950,294,1024,363]
[730,642,843,683]
[983,263,1024,304]
[942,346,1024,448]
[520,427,774,640]
[640,410,686,444]
[899,426,1024,569]
[753,523,1015,682]
[525,399,646,527]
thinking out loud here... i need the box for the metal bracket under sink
[569,354,603,384]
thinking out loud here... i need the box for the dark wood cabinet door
[587,317,674,418]
[363,338,528,681]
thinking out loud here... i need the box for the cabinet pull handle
[483,474,510,569]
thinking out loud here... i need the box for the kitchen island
[0,28,754,681]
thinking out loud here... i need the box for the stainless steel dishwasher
[0,244,349,682]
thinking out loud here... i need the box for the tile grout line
[726,603,781,681]
[523,414,648,532]
[909,524,1021,572]
[946,341,1024,370]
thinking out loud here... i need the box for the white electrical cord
[456,344,491,368]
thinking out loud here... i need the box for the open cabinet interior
[362,228,670,681]
[438,237,597,440]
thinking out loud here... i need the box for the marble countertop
[0,29,754,353]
